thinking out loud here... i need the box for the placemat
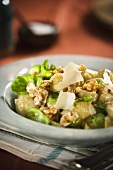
[0,125,111,170]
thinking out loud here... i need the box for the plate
[92,0,113,29]
[1,54,113,147]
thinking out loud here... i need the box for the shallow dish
[92,0,113,30]
[18,21,59,48]
[1,54,113,147]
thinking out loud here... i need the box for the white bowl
[1,54,113,147]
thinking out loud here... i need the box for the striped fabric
[0,128,110,170]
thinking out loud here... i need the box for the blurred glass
[0,0,15,56]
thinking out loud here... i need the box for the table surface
[0,0,113,169]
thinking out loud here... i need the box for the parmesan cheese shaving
[103,69,112,85]
[55,91,76,110]
[54,62,83,91]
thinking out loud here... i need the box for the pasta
[11,59,113,129]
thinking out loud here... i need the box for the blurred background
[0,0,113,65]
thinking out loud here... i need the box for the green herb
[95,78,104,84]
[86,113,105,129]
[26,108,50,124]
[74,96,93,105]
[69,118,85,129]
[94,101,105,110]
[33,76,43,87]
[47,92,59,107]
[41,59,53,79]
[50,64,56,70]
[94,101,107,115]
[29,64,41,75]
[11,75,34,94]
[11,74,43,94]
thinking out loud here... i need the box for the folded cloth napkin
[0,125,112,170]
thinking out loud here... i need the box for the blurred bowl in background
[91,0,113,30]
[18,21,59,48]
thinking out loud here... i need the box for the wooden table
[0,0,113,169]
